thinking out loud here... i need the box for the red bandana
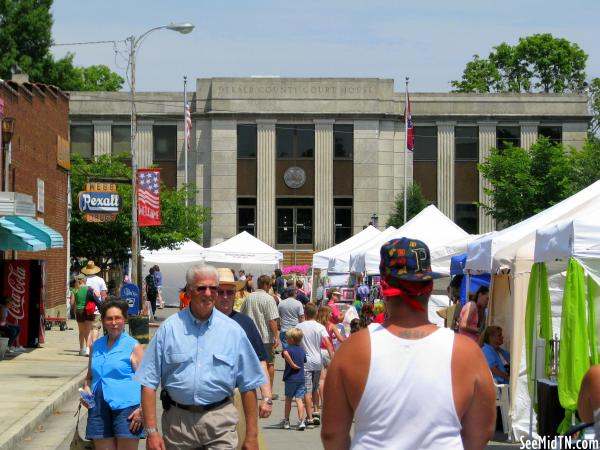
[381,279,433,312]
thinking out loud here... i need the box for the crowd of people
[73,236,598,450]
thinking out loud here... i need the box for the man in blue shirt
[136,264,266,450]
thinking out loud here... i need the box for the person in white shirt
[321,238,496,450]
[296,303,333,428]
[81,260,107,344]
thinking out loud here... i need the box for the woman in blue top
[480,325,510,384]
[81,297,145,449]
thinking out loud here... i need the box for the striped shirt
[240,289,279,344]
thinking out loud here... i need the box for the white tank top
[351,324,463,450]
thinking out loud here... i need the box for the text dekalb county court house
[68,77,590,261]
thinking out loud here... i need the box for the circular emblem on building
[283,166,306,189]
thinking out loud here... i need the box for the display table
[537,378,564,437]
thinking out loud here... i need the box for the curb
[0,367,88,450]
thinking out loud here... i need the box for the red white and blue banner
[137,168,161,227]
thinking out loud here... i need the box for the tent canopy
[141,240,205,306]
[203,231,283,265]
[312,225,381,270]
[355,205,469,274]
[466,180,600,273]
[328,226,397,273]
[534,215,600,285]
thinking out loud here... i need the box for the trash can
[128,315,149,344]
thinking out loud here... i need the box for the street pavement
[7,307,519,449]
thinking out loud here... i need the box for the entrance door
[276,207,313,246]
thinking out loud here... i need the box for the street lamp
[370,213,379,229]
[129,22,194,287]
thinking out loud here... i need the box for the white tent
[202,231,283,276]
[141,240,205,306]
[328,226,397,274]
[354,205,469,274]
[312,225,381,270]
[464,180,600,439]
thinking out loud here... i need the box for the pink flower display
[282,264,311,275]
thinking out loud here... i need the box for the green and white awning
[3,216,64,249]
[0,218,47,251]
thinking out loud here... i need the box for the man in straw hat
[80,260,107,301]
[321,238,496,450]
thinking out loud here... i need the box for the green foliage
[0,0,123,91]
[70,154,209,268]
[589,78,600,135]
[478,137,594,226]
[386,184,430,227]
[451,34,588,93]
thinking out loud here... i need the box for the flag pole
[183,76,189,206]
[403,77,409,224]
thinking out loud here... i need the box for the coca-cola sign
[7,262,27,320]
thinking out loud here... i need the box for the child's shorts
[284,381,306,399]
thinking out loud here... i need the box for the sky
[51,0,600,93]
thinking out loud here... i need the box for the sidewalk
[0,319,88,450]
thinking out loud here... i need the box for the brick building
[1,75,69,318]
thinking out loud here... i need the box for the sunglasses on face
[218,289,236,297]
[191,285,219,293]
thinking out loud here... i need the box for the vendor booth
[328,226,397,274]
[465,180,600,439]
[202,231,283,276]
[141,240,204,307]
[312,225,381,270]
[527,215,600,436]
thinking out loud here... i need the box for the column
[314,120,334,251]
[210,119,237,245]
[256,120,276,247]
[378,120,395,228]
[136,120,153,168]
[437,122,456,220]
[520,121,539,150]
[478,122,497,233]
[353,120,379,234]
[92,120,111,156]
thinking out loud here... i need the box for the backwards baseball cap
[379,237,444,283]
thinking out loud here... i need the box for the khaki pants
[162,401,238,450]
[233,390,267,450]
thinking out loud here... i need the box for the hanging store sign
[78,183,122,222]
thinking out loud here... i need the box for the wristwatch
[262,397,273,406]
[145,427,159,434]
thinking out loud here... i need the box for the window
[111,125,131,156]
[455,204,478,234]
[496,126,520,149]
[153,125,177,161]
[413,126,437,161]
[334,125,353,159]
[237,124,257,159]
[276,124,314,159]
[70,125,93,158]
[455,127,479,161]
[238,198,256,236]
[334,198,352,243]
[538,126,562,144]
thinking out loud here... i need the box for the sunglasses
[217,289,236,297]
[191,285,219,293]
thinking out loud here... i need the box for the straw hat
[217,268,245,290]
[81,260,101,275]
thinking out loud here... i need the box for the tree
[451,34,588,94]
[571,136,600,191]
[386,184,430,227]
[478,137,577,226]
[589,77,600,135]
[70,154,210,269]
[0,0,123,91]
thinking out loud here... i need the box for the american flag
[185,101,192,151]
[405,93,414,152]
[137,169,161,226]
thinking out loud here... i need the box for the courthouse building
[69,78,590,260]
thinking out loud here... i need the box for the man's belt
[167,396,231,413]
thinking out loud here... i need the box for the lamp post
[370,213,379,229]
[129,22,194,287]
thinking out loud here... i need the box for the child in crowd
[281,328,307,431]
[350,318,362,334]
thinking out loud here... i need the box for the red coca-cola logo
[7,263,26,320]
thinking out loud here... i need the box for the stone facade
[68,78,591,250]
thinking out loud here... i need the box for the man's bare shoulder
[334,328,370,366]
